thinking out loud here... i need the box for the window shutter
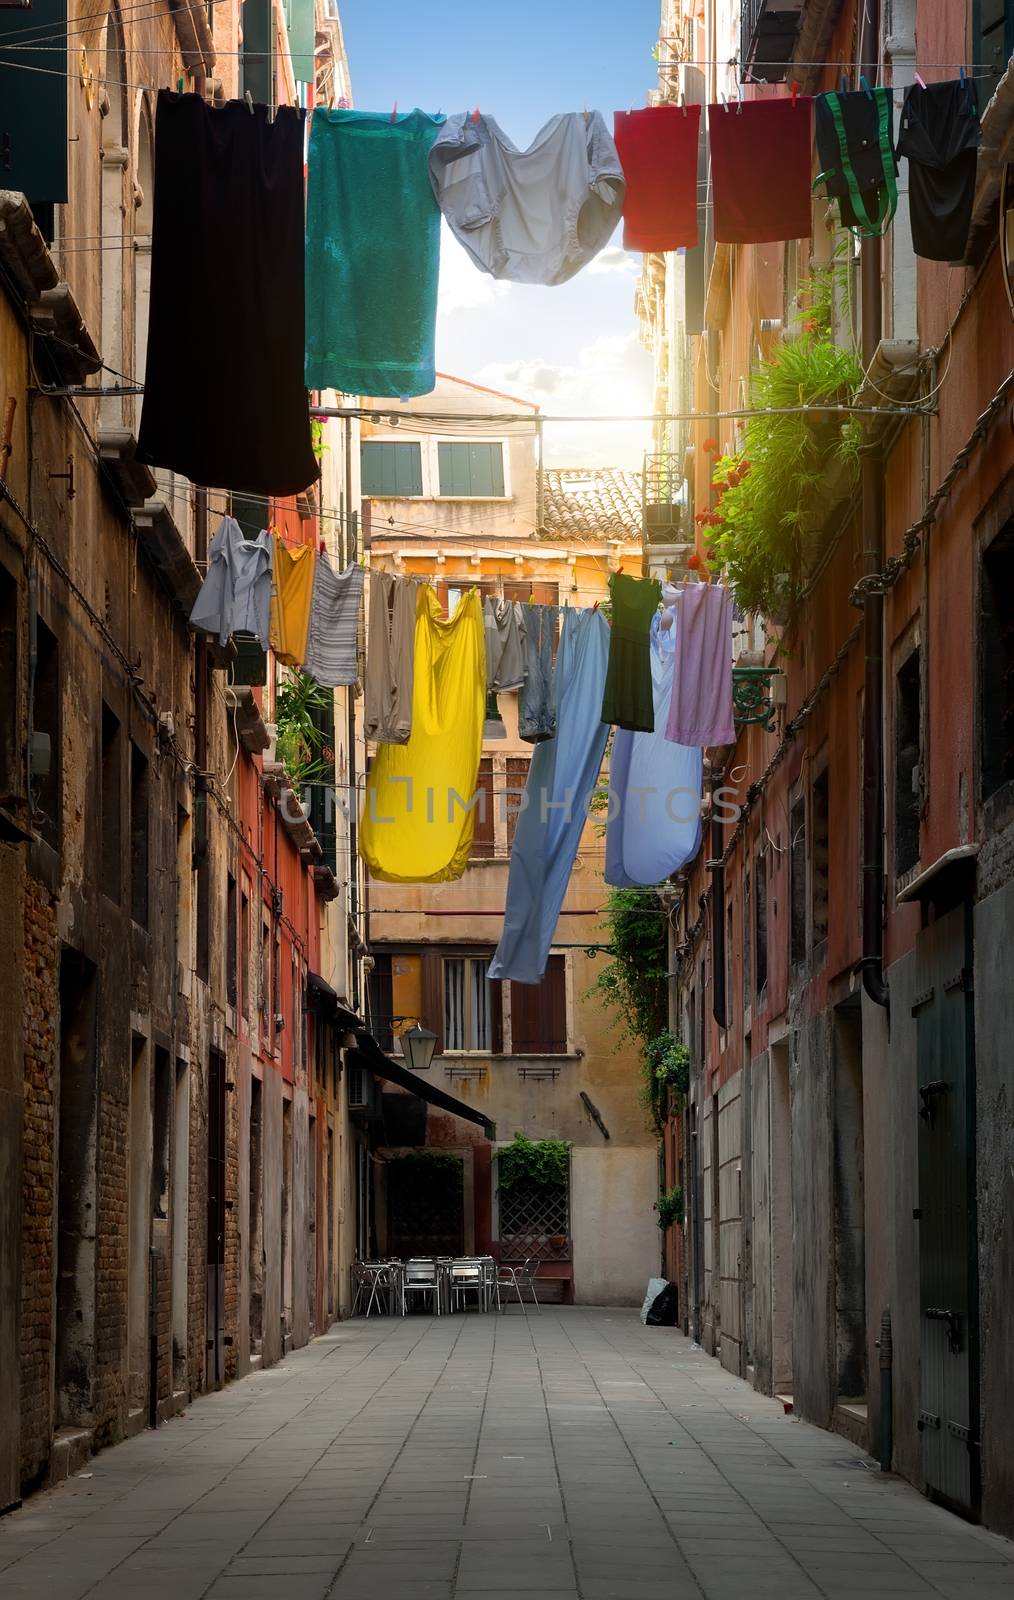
[0,0,68,204]
[438,442,505,497]
[470,757,495,858]
[361,441,422,496]
[505,756,529,849]
[510,955,567,1054]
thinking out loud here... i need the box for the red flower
[802,317,819,333]
[687,551,702,571]
[702,436,718,454]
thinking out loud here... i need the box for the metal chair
[403,1257,442,1315]
[450,1258,484,1311]
[352,1261,398,1318]
[497,1256,541,1313]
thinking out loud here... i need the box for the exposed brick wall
[19,876,58,1489]
[224,1042,240,1383]
[92,1086,128,1448]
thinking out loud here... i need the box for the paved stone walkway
[1,1309,1012,1600]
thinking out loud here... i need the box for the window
[503,579,559,606]
[360,440,423,497]
[443,955,495,1051]
[894,649,921,877]
[232,492,264,541]
[130,743,149,927]
[755,850,768,999]
[505,755,529,848]
[101,703,121,902]
[470,757,495,859]
[32,615,60,850]
[789,792,807,967]
[437,441,505,498]
[976,0,1014,106]
[743,866,752,1016]
[980,521,1014,801]
[811,766,829,954]
[261,916,271,1029]
[368,951,394,1051]
[240,888,251,1019]
[226,872,237,1009]
[510,955,567,1054]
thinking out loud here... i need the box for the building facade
[641,0,1014,1537]
[361,377,662,1305]
[0,0,361,1511]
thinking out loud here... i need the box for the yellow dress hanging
[269,535,316,666]
[360,586,485,883]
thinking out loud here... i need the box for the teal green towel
[305,108,445,397]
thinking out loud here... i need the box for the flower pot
[547,1234,566,1251]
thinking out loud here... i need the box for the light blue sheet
[490,607,610,984]
[605,611,703,887]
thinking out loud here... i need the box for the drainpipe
[710,763,727,1029]
[193,486,209,867]
[878,1306,893,1471]
[858,0,889,1010]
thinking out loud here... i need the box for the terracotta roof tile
[540,467,642,542]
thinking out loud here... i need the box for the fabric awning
[306,970,361,1035]
[352,1029,495,1139]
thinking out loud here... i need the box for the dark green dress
[601,572,662,732]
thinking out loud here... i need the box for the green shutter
[286,0,315,86]
[360,442,422,497]
[241,0,274,105]
[437,443,504,497]
[0,0,69,204]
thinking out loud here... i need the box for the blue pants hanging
[490,608,610,985]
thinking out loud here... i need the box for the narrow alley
[0,1310,1010,1600]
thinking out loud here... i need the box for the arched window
[99,3,128,430]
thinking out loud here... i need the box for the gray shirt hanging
[484,596,527,691]
[302,554,365,688]
[428,111,625,285]
[189,515,272,648]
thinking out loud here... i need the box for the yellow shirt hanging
[360,586,485,883]
[269,535,316,666]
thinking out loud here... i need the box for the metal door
[913,905,980,1515]
[205,1049,227,1388]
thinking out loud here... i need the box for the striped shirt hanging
[302,554,364,687]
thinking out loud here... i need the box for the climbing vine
[655,1184,684,1231]
[496,1133,571,1194]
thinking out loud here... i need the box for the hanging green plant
[640,1033,691,1132]
[496,1133,570,1194]
[698,261,863,619]
[589,887,668,1049]
[274,671,334,788]
[656,1184,684,1230]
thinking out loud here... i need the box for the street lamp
[400,1023,437,1074]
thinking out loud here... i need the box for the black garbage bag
[645,1280,678,1327]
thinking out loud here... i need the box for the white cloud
[474,329,653,470]
[436,223,513,316]
[587,245,639,276]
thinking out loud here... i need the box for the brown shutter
[510,955,567,1054]
[470,757,495,858]
[489,974,503,1053]
[505,756,529,849]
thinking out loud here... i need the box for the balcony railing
[740,0,805,84]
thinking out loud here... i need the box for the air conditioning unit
[346,1062,382,1121]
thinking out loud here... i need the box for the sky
[339,0,661,469]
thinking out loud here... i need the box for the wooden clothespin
[678,88,687,117]
[591,599,600,612]
[582,102,589,124]
[391,101,398,123]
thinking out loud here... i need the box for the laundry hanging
[709,96,814,244]
[518,603,559,742]
[896,78,981,261]
[601,571,661,733]
[364,571,420,745]
[606,611,703,888]
[428,112,625,285]
[666,582,735,748]
[301,554,365,688]
[489,607,611,984]
[137,92,316,496]
[484,596,528,692]
[269,536,316,667]
[613,105,701,251]
[189,516,273,649]
[305,108,445,398]
[359,587,485,883]
[814,87,898,236]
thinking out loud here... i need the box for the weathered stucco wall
[571,1146,659,1306]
